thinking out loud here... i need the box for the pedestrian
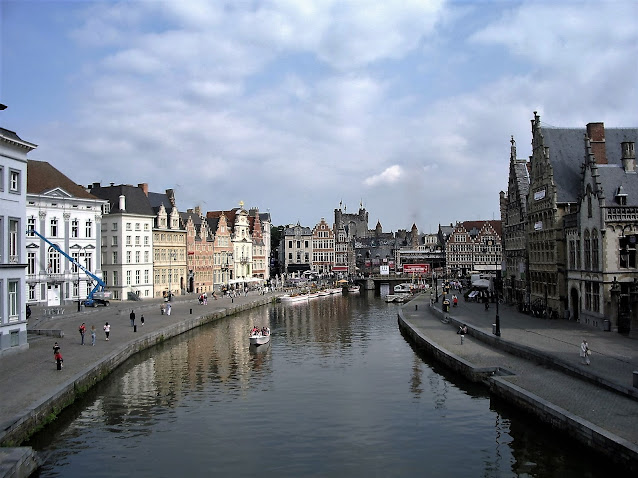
[54,350,63,370]
[457,325,468,344]
[79,322,86,345]
[91,325,96,346]
[160,303,165,315]
[52,341,60,362]
[580,339,590,365]
[104,322,111,341]
[130,310,136,327]
[140,314,145,326]
[166,303,172,316]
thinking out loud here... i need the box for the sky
[1,0,636,233]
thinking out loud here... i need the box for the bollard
[190,308,192,314]
[633,371,638,388]
[134,325,137,333]
[415,304,418,311]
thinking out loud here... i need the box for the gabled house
[500,136,530,306]
[181,207,214,295]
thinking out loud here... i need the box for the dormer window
[616,186,628,206]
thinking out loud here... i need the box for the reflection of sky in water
[31,294,616,478]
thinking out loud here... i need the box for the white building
[0,125,36,354]
[26,160,107,306]
[88,183,155,301]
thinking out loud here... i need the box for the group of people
[78,322,99,346]
[250,325,270,337]
[160,302,172,315]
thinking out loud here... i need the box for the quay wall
[397,307,638,474]
[0,296,274,449]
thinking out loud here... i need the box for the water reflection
[30,294,623,478]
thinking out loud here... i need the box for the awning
[468,290,480,298]
[472,279,491,289]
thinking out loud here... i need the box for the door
[47,284,61,306]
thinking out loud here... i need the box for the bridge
[353,275,432,293]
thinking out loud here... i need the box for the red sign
[332,266,348,272]
[403,264,430,274]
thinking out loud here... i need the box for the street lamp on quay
[486,239,501,337]
[168,251,176,301]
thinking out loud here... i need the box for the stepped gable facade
[500,136,531,306]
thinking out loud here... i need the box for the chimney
[119,195,126,212]
[194,206,202,217]
[621,141,636,173]
[586,122,607,164]
[138,183,148,196]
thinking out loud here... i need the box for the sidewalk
[398,291,638,469]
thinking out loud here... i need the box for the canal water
[29,291,618,477]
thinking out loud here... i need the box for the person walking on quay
[140,314,145,326]
[130,310,136,327]
[79,322,86,345]
[53,342,60,362]
[160,303,166,315]
[91,325,96,346]
[166,302,172,316]
[54,349,64,370]
[457,325,467,344]
[104,322,111,341]
[580,339,591,365]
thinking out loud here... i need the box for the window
[86,220,92,238]
[619,235,637,268]
[112,223,118,231]
[144,224,149,231]
[27,252,36,274]
[135,236,140,246]
[126,236,131,245]
[112,251,118,264]
[28,284,36,301]
[126,270,131,285]
[103,270,108,285]
[144,236,149,246]
[113,271,118,285]
[71,219,79,238]
[135,223,140,231]
[585,282,592,311]
[592,229,599,270]
[84,253,92,271]
[126,223,132,231]
[126,251,131,263]
[9,170,20,193]
[9,280,18,320]
[71,252,80,273]
[48,248,61,273]
[592,282,600,313]
[584,230,591,270]
[135,270,140,284]
[144,269,149,284]
[112,236,118,246]
[50,218,58,237]
[144,251,149,262]
[9,219,19,263]
[102,203,110,215]
[135,251,140,263]
[27,216,35,234]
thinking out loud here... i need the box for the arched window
[584,229,591,270]
[587,185,593,218]
[47,247,61,274]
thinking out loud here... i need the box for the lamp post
[168,251,176,301]
[486,239,501,336]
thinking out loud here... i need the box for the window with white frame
[9,219,19,263]
[50,217,58,237]
[8,280,18,320]
[27,252,36,274]
[86,220,92,238]
[71,219,79,238]
[48,247,61,273]
[135,270,140,284]
[28,284,36,301]
[27,216,36,234]
[144,269,149,284]
[126,251,131,263]
[9,170,20,193]
[126,270,131,285]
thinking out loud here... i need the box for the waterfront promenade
[0,291,280,477]
[398,291,638,472]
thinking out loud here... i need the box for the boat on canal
[279,293,310,303]
[249,327,271,346]
[394,283,414,294]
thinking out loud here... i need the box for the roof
[542,126,638,203]
[27,160,99,200]
[89,184,155,216]
[147,191,174,211]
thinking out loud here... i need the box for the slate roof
[147,191,173,212]
[597,165,638,207]
[542,126,638,203]
[513,159,530,208]
[89,184,155,216]
[27,160,99,200]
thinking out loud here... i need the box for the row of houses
[0,119,271,354]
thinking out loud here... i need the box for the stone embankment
[398,292,638,473]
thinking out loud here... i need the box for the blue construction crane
[27,229,111,307]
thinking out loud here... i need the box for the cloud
[364,165,404,186]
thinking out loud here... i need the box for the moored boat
[394,283,413,294]
[279,294,309,303]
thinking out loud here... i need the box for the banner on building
[403,264,430,274]
[380,265,389,275]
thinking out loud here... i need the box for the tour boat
[279,294,309,303]
[250,329,271,346]
[394,283,413,294]
[347,284,360,293]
